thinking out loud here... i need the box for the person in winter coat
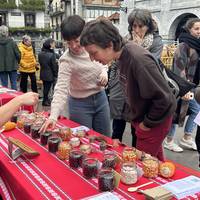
[109,9,163,147]
[0,25,21,90]
[18,35,38,93]
[80,19,176,161]
[164,18,200,152]
[38,38,58,106]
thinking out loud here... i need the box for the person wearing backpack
[109,9,163,147]
[164,18,200,152]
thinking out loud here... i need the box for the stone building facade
[119,0,200,41]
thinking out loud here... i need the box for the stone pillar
[160,0,171,39]
[119,0,135,37]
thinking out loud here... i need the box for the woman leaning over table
[109,9,163,147]
[40,15,111,137]
[80,19,176,161]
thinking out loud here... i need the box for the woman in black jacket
[38,38,58,106]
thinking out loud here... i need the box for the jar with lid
[16,111,29,129]
[82,158,98,179]
[142,157,159,178]
[57,142,71,160]
[98,168,115,192]
[122,147,137,163]
[10,113,18,123]
[120,162,137,185]
[48,136,61,153]
[69,150,85,168]
[31,125,41,139]
[102,151,117,169]
[59,127,72,141]
[40,131,52,145]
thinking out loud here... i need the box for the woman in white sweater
[40,15,111,137]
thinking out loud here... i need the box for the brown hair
[80,19,124,52]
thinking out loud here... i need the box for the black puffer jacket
[38,48,58,82]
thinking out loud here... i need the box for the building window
[24,13,35,27]
[0,13,6,26]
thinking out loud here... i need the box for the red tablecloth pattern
[0,117,200,200]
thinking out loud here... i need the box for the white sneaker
[179,138,197,150]
[164,140,183,152]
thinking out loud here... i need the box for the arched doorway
[168,13,198,41]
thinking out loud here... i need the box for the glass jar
[69,150,84,168]
[80,144,92,155]
[23,122,32,134]
[70,137,80,148]
[48,136,61,153]
[102,152,117,169]
[98,169,115,192]
[10,113,18,123]
[142,157,159,178]
[99,141,107,151]
[76,130,86,138]
[122,147,137,163]
[120,162,137,185]
[82,158,98,179]
[57,142,71,160]
[59,127,72,141]
[31,125,41,139]
[16,111,29,129]
[40,131,52,146]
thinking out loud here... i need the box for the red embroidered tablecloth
[0,117,200,200]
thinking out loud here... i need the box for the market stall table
[0,117,200,200]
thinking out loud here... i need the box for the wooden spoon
[127,181,154,192]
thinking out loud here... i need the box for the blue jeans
[68,90,111,137]
[0,71,17,90]
[168,98,200,138]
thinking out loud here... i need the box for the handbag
[158,60,196,98]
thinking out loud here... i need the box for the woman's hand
[39,118,57,133]
[17,92,39,106]
[181,91,193,101]
[98,71,108,86]
[139,122,151,131]
[112,139,121,147]
[132,32,143,45]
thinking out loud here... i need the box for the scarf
[179,32,200,85]
[127,33,153,50]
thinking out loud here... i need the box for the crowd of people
[0,9,200,164]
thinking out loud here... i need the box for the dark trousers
[112,119,137,147]
[195,126,200,167]
[20,72,38,93]
[43,81,53,103]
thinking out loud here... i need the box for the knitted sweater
[50,49,108,120]
[18,42,36,73]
